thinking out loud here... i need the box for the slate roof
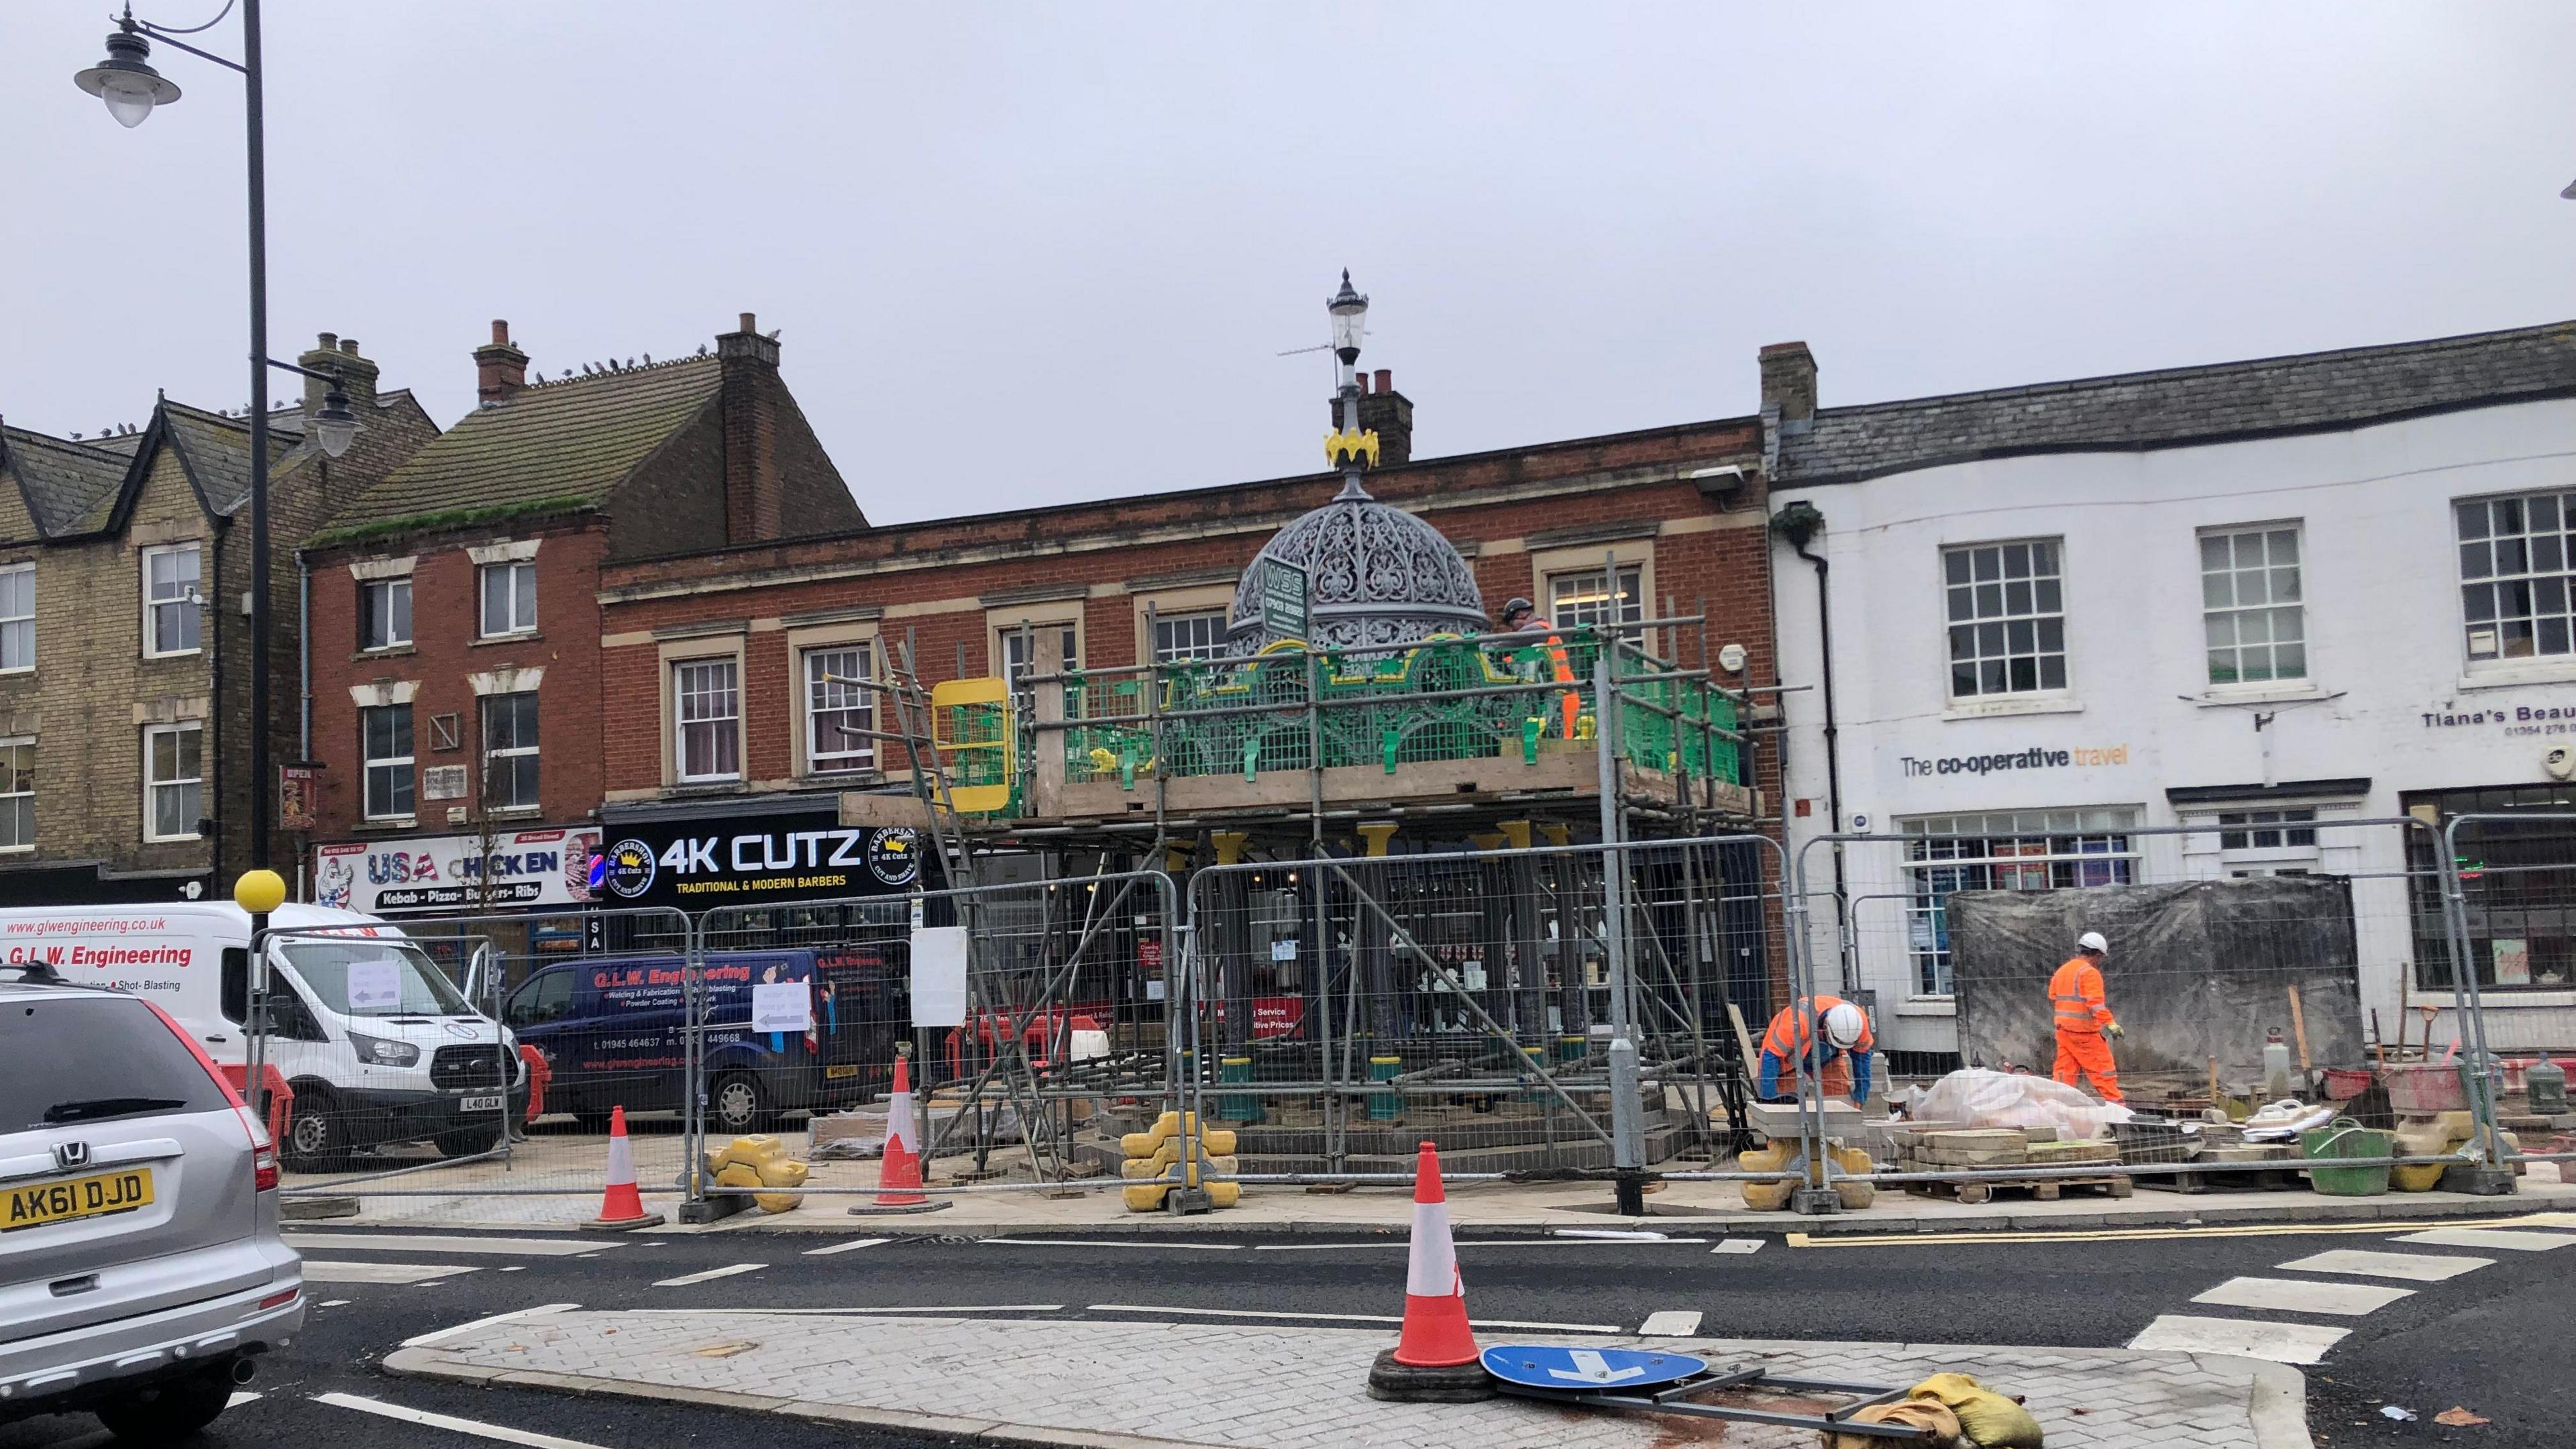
[0,425,129,537]
[1772,319,2576,486]
[157,402,305,519]
[325,355,722,533]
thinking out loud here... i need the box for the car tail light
[257,1287,299,1311]
[253,1139,279,1193]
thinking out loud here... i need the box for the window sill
[142,835,203,845]
[2193,682,2329,707]
[2456,662,2576,692]
[668,778,745,793]
[1892,996,1957,1018]
[805,767,883,785]
[142,650,203,663]
[0,667,32,679]
[471,632,542,649]
[354,817,419,833]
[354,645,417,662]
[1941,692,2083,722]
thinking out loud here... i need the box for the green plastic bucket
[2302,1116,2392,1197]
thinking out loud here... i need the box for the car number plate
[824,1064,859,1079]
[458,1095,504,1112]
[4,1168,154,1232]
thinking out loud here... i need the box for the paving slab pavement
[387,1309,2314,1448]
[287,1143,2576,1239]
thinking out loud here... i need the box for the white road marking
[1553,1229,1669,1240]
[313,1391,614,1449]
[283,1232,613,1257]
[402,1303,580,1348]
[1084,1302,1623,1333]
[2192,1276,2414,1317]
[319,1299,352,1307]
[2394,1227,2576,1252]
[2127,1314,2349,1364]
[1638,1309,1704,1336]
[653,1263,767,1287]
[1712,1238,1764,1255]
[979,1238,1242,1251]
[1249,1237,1708,1252]
[500,1267,525,1273]
[630,1304,1063,1316]
[2277,1248,2494,1283]
[804,1237,892,1256]
[225,1391,262,1408]
[303,1262,480,1285]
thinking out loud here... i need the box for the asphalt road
[5,1216,2565,1448]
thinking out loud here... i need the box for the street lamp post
[76,3,358,887]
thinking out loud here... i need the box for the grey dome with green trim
[1228,478,1486,651]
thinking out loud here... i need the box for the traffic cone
[584,1105,665,1230]
[1366,1141,1494,1402]
[848,1051,951,1216]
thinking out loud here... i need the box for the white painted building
[1759,322,2576,1065]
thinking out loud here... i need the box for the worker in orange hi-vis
[2049,931,2125,1102]
[1499,597,1581,739]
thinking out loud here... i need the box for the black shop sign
[592,814,934,913]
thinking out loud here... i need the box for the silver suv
[1,977,303,1440]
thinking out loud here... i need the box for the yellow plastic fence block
[1123,1183,1169,1212]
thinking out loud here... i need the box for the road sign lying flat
[1480,1345,1705,1390]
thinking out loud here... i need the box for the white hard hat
[1821,1002,1867,1049]
[2077,930,2109,954]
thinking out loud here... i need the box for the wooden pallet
[2129,1165,2306,1194]
[1902,1175,2133,1206]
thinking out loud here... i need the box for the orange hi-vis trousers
[2052,1030,2123,1103]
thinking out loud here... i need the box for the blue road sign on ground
[1481,1344,1706,1391]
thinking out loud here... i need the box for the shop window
[2457,490,2576,665]
[2212,807,2319,877]
[1943,539,2064,698]
[2404,784,2576,990]
[1900,808,2137,996]
[2200,525,2304,684]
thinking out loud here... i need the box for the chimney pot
[1374,368,1391,394]
[490,319,511,346]
[473,320,531,407]
[739,312,757,335]
[316,332,337,352]
[340,338,360,356]
[1354,373,1368,396]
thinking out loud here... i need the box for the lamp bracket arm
[264,357,341,384]
[129,22,246,73]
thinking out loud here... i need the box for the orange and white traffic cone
[584,1105,665,1231]
[1366,1140,1494,1402]
[849,1051,951,1216]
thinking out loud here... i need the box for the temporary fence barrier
[257,904,694,1202]
[1717,814,2568,1213]
[1178,833,1784,1186]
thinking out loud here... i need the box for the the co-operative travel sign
[592,813,937,913]
[1479,1345,1705,1391]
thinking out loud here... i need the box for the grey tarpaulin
[1949,877,2365,1080]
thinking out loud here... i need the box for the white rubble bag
[1911,1067,2135,1139]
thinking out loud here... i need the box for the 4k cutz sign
[593,818,929,911]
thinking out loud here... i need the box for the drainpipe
[207,527,225,886]
[1770,501,1851,994]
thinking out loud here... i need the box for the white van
[0,902,524,1169]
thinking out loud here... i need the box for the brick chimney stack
[298,331,379,416]
[475,319,530,407]
[1330,368,1414,466]
[718,311,783,543]
[1759,341,1818,426]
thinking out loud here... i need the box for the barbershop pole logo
[598,838,657,900]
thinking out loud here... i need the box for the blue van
[502,949,892,1134]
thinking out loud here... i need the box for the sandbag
[1910,1372,2043,1448]
[1826,1397,1961,1448]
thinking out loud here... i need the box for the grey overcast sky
[6,3,2573,523]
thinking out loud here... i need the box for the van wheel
[282,1083,351,1171]
[95,1361,234,1441]
[436,1123,504,1159]
[710,1073,769,1135]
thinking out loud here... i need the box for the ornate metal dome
[1228,478,1487,650]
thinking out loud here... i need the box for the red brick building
[299,315,861,912]
[590,371,1778,847]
